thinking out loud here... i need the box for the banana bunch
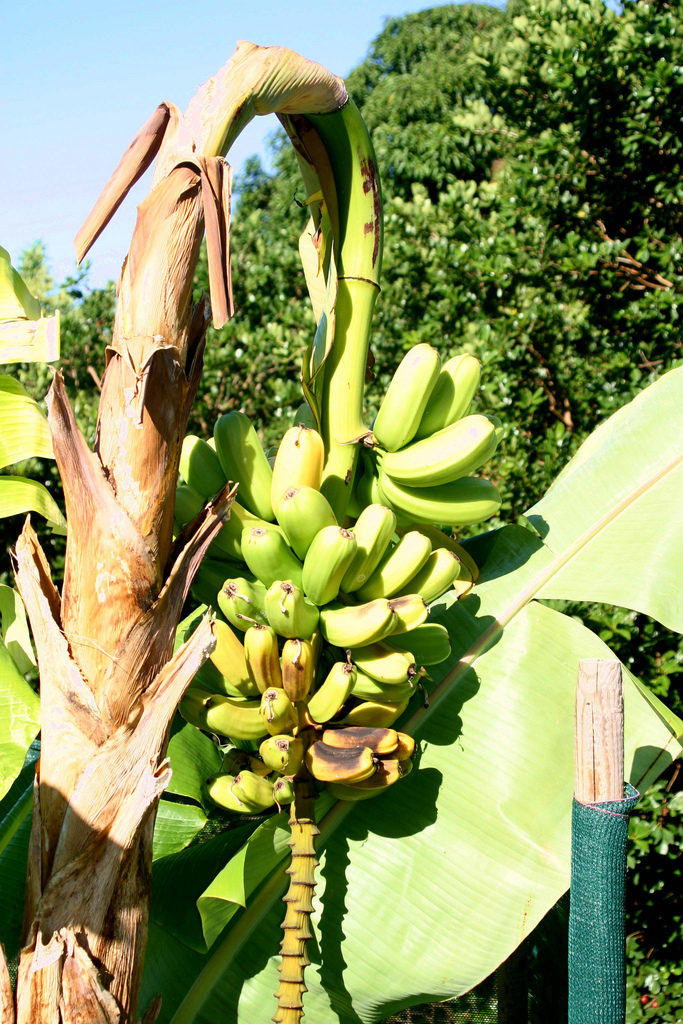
[174,341,501,812]
[356,344,503,528]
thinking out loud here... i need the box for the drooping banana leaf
[0,245,59,362]
[136,365,683,1023]
[0,477,65,533]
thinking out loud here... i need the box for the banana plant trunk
[3,43,348,1024]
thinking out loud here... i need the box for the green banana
[270,424,325,509]
[414,353,481,439]
[351,670,415,703]
[349,642,416,685]
[272,776,296,807]
[207,772,273,814]
[174,483,205,527]
[378,472,502,527]
[259,734,305,775]
[244,624,283,693]
[274,485,337,560]
[281,638,316,703]
[180,692,266,741]
[372,343,441,452]
[179,433,228,498]
[217,577,268,631]
[356,530,432,601]
[379,414,498,489]
[321,725,399,756]
[260,686,298,736]
[213,411,275,521]
[348,449,385,516]
[386,622,451,665]
[340,503,397,593]
[306,660,356,724]
[339,697,410,728]
[402,547,462,604]
[302,525,357,605]
[318,598,397,648]
[231,769,276,811]
[387,593,429,634]
[220,748,272,778]
[305,740,376,783]
[209,618,260,696]
[192,557,243,609]
[241,526,304,589]
[211,499,275,562]
[264,580,319,640]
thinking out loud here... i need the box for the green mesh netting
[568,783,639,1024]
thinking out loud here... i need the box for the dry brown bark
[4,42,347,1024]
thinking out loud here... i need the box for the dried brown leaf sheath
[10,41,347,1024]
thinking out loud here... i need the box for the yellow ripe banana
[321,725,398,756]
[207,773,272,814]
[281,638,315,703]
[306,660,356,724]
[210,618,259,696]
[351,670,415,703]
[244,624,283,693]
[379,414,498,489]
[356,530,432,601]
[231,769,276,812]
[340,503,397,593]
[264,580,319,640]
[217,577,268,631]
[179,433,228,498]
[326,757,407,801]
[402,547,462,605]
[305,740,376,783]
[318,598,397,648]
[378,472,502,528]
[270,424,325,509]
[180,692,266,741]
[213,411,274,521]
[372,343,441,453]
[394,732,416,761]
[274,485,337,560]
[302,525,357,606]
[349,642,416,685]
[414,353,482,439]
[387,594,429,634]
[260,686,299,736]
[259,734,305,775]
[339,697,410,728]
[241,526,304,589]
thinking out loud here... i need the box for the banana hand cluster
[362,345,503,527]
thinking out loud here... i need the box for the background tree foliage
[4,1,682,1017]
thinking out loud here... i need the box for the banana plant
[1,42,681,1024]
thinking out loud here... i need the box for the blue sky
[3,0,490,290]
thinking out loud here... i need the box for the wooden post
[575,659,624,803]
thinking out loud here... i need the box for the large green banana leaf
[136,364,683,1022]
[0,245,59,363]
